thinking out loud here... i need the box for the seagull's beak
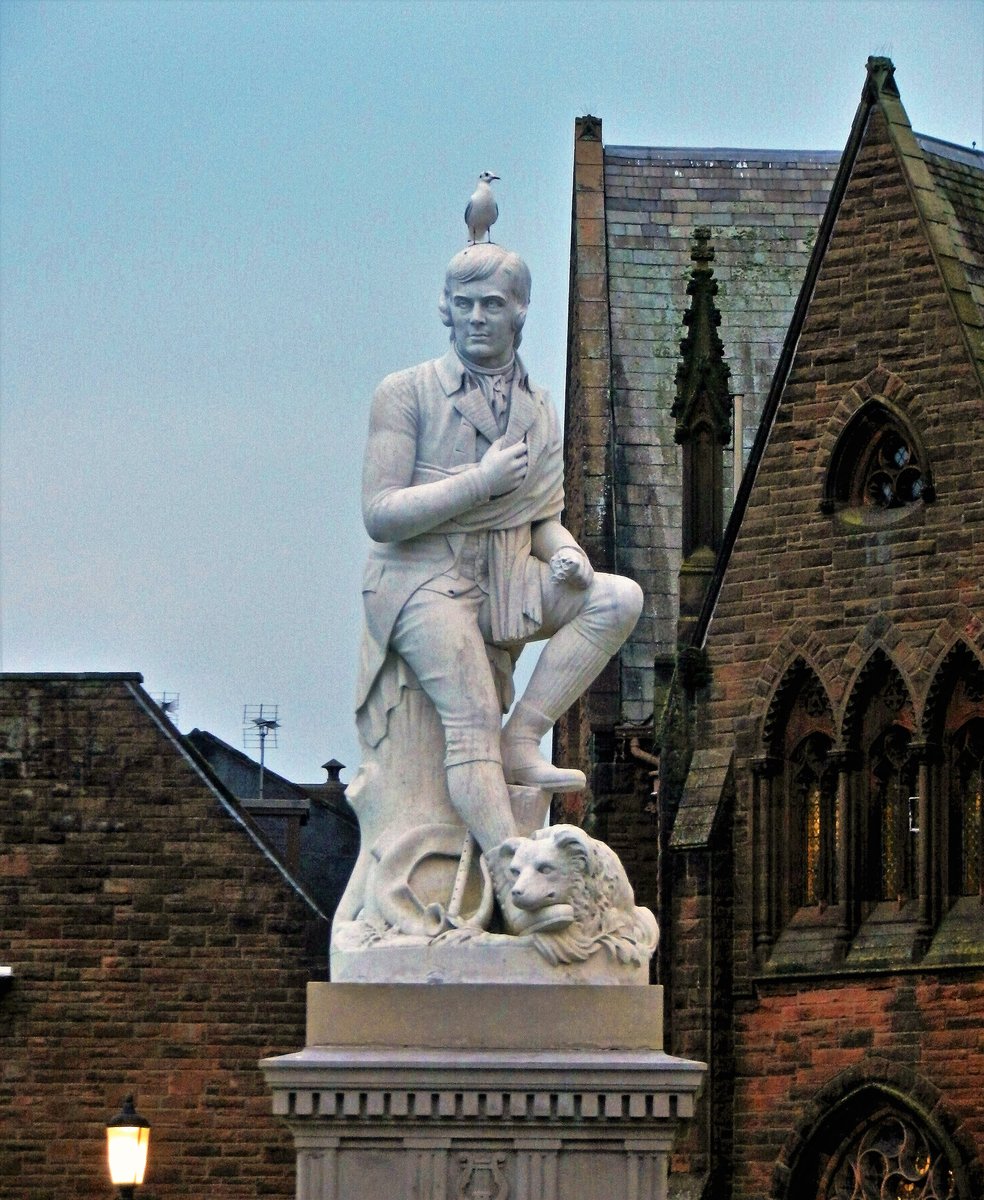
[491,174,500,181]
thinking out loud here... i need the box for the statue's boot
[445,760,516,851]
[501,623,615,793]
[501,701,587,792]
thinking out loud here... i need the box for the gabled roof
[186,727,312,803]
[0,672,330,919]
[693,57,984,646]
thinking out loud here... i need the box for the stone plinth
[262,983,704,1200]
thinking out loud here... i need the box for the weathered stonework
[650,61,984,1199]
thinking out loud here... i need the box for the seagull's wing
[465,198,474,226]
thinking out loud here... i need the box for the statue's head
[439,243,532,362]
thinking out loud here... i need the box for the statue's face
[448,269,524,368]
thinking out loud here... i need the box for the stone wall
[663,92,984,1198]
[0,674,328,1199]
[735,978,984,1198]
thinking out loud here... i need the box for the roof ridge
[605,145,840,161]
[916,131,984,157]
[1,671,144,681]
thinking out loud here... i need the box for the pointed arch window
[786,1086,967,1200]
[763,664,837,936]
[789,733,838,908]
[847,656,918,907]
[823,1110,957,1200]
[824,400,934,517]
[867,725,918,901]
[928,649,984,904]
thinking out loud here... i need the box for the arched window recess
[821,399,935,518]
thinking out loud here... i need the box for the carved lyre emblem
[456,1153,509,1199]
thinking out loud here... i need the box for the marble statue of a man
[354,242,642,932]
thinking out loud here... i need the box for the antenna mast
[153,692,180,723]
[243,704,280,801]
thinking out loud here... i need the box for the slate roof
[917,134,984,359]
[669,746,733,849]
[187,727,313,803]
[600,143,840,717]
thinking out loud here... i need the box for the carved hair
[438,244,531,347]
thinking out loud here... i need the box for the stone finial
[577,114,602,142]
[865,55,899,100]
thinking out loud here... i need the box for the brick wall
[0,675,327,1198]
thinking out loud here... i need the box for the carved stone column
[262,984,704,1200]
[829,750,859,961]
[751,755,780,963]
[910,739,939,957]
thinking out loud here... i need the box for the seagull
[465,171,500,244]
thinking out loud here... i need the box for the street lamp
[106,1095,151,1198]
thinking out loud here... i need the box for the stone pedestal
[262,983,704,1200]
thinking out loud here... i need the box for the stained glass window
[825,1113,957,1200]
[868,726,917,902]
[790,733,837,907]
[953,719,984,896]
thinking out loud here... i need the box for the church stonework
[564,59,984,1199]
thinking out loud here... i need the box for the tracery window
[823,1111,957,1200]
[856,424,924,508]
[824,401,932,514]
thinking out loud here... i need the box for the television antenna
[153,692,180,724]
[243,704,280,801]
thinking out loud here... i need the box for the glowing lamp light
[106,1096,151,1196]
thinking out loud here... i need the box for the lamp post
[106,1095,151,1199]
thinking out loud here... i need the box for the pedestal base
[262,984,704,1200]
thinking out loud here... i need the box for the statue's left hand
[549,546,594,590]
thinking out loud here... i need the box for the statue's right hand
[479,436,528,497]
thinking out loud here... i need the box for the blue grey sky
[2,0,983,782]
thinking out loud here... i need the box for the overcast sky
[2,0,983,783]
